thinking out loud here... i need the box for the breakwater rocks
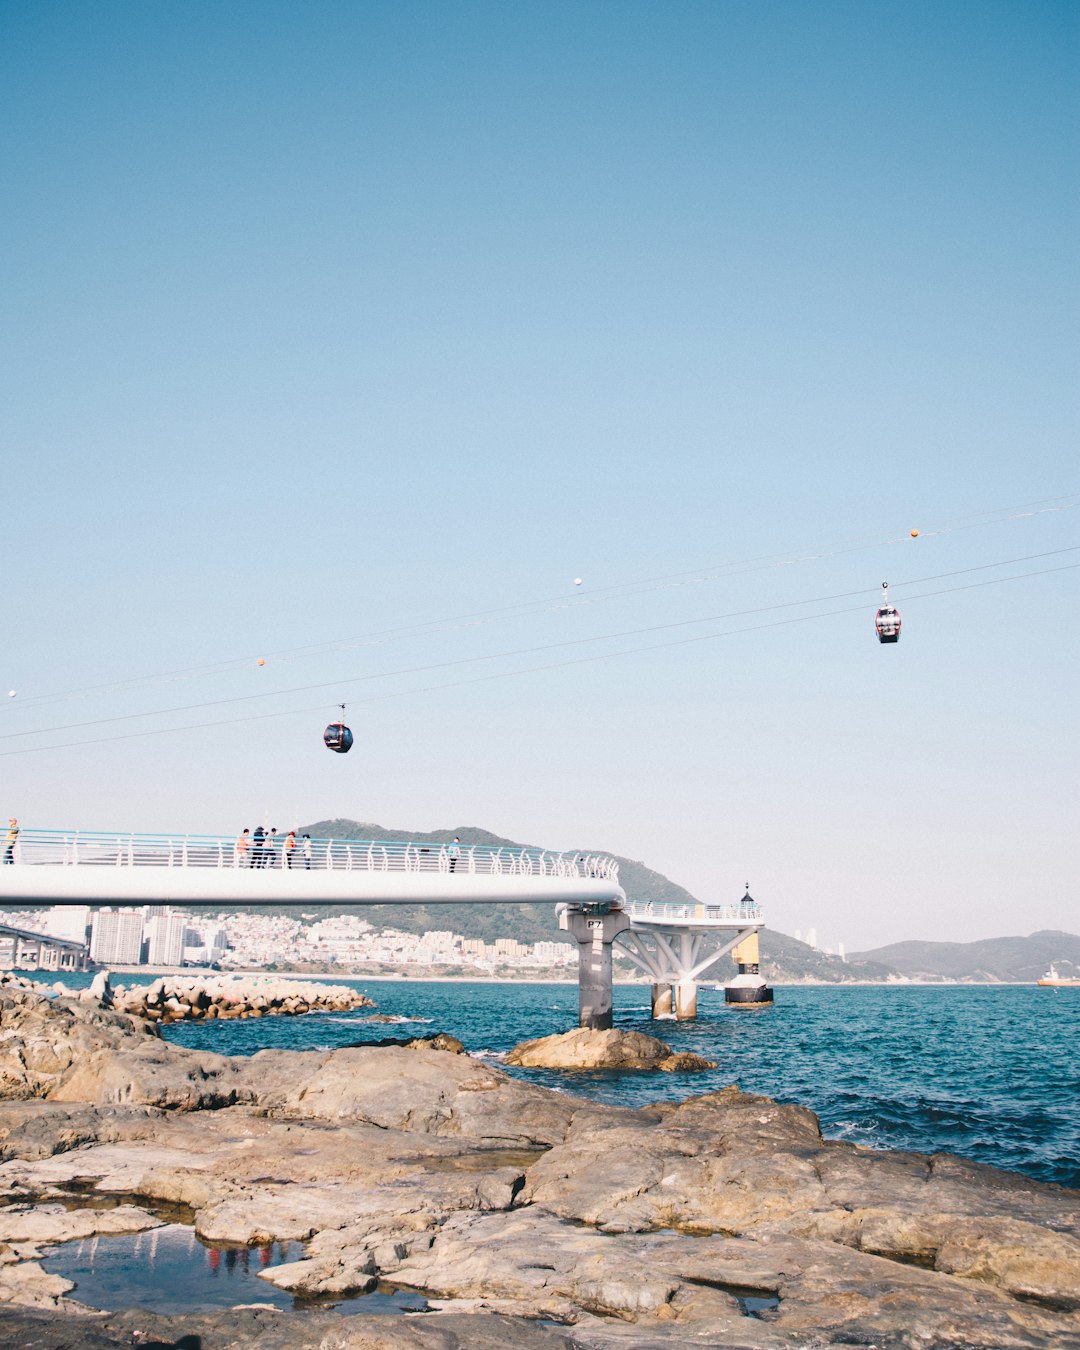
[506,1027,717,1071]
[1,990,1079,1349]
[107,974,373,1023]
[0,969,375,1026]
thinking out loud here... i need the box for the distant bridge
[0,921,88,972]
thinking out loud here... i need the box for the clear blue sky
[1,1,1076,949]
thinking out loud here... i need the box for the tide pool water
[37,975,1080,1188]
[39,1224,429,1315]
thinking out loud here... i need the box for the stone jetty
[1,969,372,1024]
[108,973,373,1023]
[1,986,1079,1349]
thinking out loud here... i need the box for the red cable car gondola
[324,704,354,753]
[875,581,901,644]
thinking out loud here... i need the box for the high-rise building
[89,910,144,965]
[205,926,229,962]
[146,912,185,966]
[44,906,91,944]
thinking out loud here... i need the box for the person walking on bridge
[284,830,297,868]
[251,826,265,868]
[3,818,17,864]
[448,836,461,873]
[235,829,250,868]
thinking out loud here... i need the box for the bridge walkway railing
[622,900,763,925]
[6,829,620,884]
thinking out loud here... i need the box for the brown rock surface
[506,1026,715,1071]
[0,986,1078,1347]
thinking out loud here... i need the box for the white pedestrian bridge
[0,828,766,1028]
[0,828,625,909]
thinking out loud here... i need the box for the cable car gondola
[875,581,901,644]
[323,704,354,753]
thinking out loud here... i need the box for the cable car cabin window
[875,608,901,643]
[324,723,354,753]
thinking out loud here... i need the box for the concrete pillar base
[650,983,673,1018]
[564,908,631,1030]
[674,979,698,1021]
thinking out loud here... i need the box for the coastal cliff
[0,987,1078,1349]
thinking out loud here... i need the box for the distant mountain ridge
[851,930,1080,983]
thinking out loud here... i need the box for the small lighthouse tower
[724,886,773,1006]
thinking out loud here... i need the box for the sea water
[36,976,1080,1188]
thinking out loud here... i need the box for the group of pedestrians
[235,827,313,869]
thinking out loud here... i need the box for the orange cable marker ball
[910,529,919,537]
[257,658,266,666]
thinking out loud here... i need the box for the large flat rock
[1,985,1079,1347]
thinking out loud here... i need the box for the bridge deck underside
[0,866,625,908]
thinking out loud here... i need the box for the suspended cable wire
[3,560,1075,758]
[2,545,1076,743]
[5,491,1077,713]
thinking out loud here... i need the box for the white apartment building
[146,912,186,966]
[89,910,144,965]
[533,941,576,966]
[44,905,91,944]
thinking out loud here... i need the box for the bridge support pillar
[650,982,673,1017]
[564,907,631,1030]
[674,979,698,1021]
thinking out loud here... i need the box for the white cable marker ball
[573,578,583,586]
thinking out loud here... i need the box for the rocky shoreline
[0,985,1078,1348]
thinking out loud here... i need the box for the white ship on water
[1037,964,1080,987]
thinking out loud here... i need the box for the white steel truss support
[616,926,753,986]
[615,925,759,1020]
[615,931,667,980]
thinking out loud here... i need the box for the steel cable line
[2,558,1076,757]
[5,491,1077,713]
[3,545,1077,742]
